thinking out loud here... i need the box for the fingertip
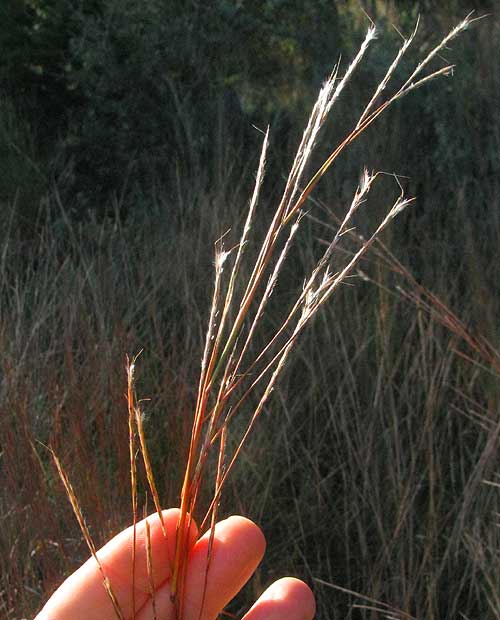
[139,507,198,540]
[102,508,198,579]
[221,516,266,560]
[244,577,316,620]
[281,578,316,619]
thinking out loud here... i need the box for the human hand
[35,508,315,620]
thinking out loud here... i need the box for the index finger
[35,508,198,620]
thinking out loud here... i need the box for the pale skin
[36,508,316,620]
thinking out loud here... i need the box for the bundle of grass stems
[49,13,478,620]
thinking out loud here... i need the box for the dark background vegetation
[1,1,499,618]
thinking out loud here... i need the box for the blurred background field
[0,1,499,618]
